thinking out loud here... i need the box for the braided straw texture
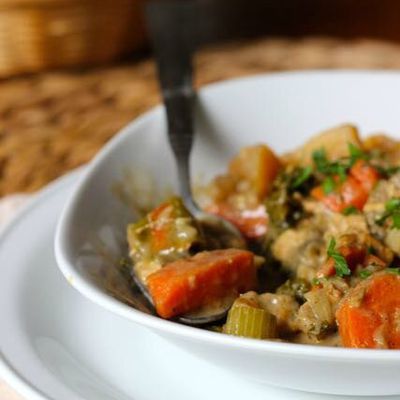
[1,37,400,195]
[0,0,145,77]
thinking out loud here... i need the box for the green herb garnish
[359,269,372,279]
[386,267,400,275]
[376,198,400,229]
[327,238,351,277]
[312,143,371,183]
[342,205,358,215]
[312,148,329,173]
[291,166,313,189]
[312,148,349,183]
[348,143,369,166]
[312,149,346,177]
[322,176,336,194]
[392,213,400,229]
[386,198,400,212]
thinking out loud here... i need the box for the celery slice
[224,297,277,339]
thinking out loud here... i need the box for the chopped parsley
[322,176,336,194]
[392,213,400,229]
[348,143,369,166]
[376,198,400,229]
[312,149,347,178]
[312,148,330,173]
[312,143,371,183]
[327,238,351,277]
[359,269,372,279]
[291,166,313,189]
[386,267,400,275]
[386,198,400,212]
[342,205,358,215]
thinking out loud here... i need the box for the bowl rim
[55,69,400,360]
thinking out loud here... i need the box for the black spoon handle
[146,1,198,213]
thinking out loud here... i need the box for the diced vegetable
[296,124,362,165]
[258,292,299,334]
[147,249,257,319]
[127,197,203,283]
[336,272,400,348]
[296,287,336,337]
[350,160,380,192]
[224,295,277,339]
[206,203,267,239]
[311,161,379,212]
[204,144,281,239]
[228,144,281,199]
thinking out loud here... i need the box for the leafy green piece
[336,163,348,182]
[312,148,330,173]
[392,213,400,229]
[386,198,400,212]
[386,267,400,275]
[312,144,371,185]
[312,148,350,181]
[342,205,358,215]
[327,238,351,277]
[291,166,313,189]
[348,143,369,166]
[359,269,372,279]
[322,176,336,194]
[376,198,400,229]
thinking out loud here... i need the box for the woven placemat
[2,36,400,195]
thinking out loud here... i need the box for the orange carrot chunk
[311,161,379,213]
[311,186,344,213]
[336,272,400,348]
[147,249,257,319]
[349,159,380,193]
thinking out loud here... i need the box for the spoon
[146,1,244,245]
[129,2,245,325]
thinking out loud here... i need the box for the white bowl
[55,71,400,396]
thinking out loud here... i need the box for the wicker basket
[0,0,146,77]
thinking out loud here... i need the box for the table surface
[3,36,400,398]
[2,37,400,198]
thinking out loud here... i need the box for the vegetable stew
[125,124,400,348]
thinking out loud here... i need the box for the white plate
[1,171,397,400]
